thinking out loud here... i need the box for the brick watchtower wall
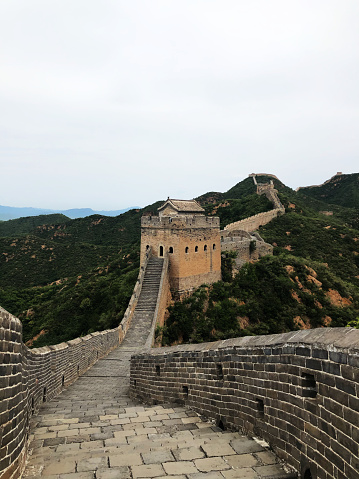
[130,328,359,479]
[141,215,221,294]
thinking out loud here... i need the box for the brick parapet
[141,215,220,229]
[224,208,284,233]
[130,328,359,479]
[0,251,152,479]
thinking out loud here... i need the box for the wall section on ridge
[130,328,359,479]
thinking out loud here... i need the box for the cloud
[0,0,358,209]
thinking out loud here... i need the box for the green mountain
[1,173,358,348]
[0,214,69,237]
[297,173,359,209]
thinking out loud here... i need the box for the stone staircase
[121,257,164,349]
[134,257,164,314]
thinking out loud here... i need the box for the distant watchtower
[140,199,221,294]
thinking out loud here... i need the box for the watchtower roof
[158,198,205,215]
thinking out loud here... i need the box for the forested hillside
[1,173,358,348]
[0,202,162,346]
[297,173,359,209]
[161,174,359,345]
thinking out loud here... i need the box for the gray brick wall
[130,328,359,479]
[0,307,121,479]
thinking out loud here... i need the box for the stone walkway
[23,312,294,479]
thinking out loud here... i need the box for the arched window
[169,247,174,254]
[185,247,189,254]
[195,246,198,252]
[213,243,216,250]
[204,245,208,251]
[159,246,164,257]
[146,245,150,250]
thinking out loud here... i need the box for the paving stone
[253,464,289,476]
[156,476,186,479]
[71,423,92,429]
[96,466,131,479]
[104,438,128,447]
[255,451,278,465]
[194,457,231,472]
[131,463,165,478]
[75,456,108,472]
[114,430,136,439]
[79,416,99,423]
[188,473,224,479]
[123,423,144,430]
[42,459,76,475]
[202,443,236,457]
[181,417,201,424]
[58,429,80,437]
[128,435,153,444]
[81,440,105,449]
[126,407,145,412]
[56,443,81,453]
[91,432,114,441]
[160,409,175,414]
[58,473,94,479]
[118,413,138,419]
[230,439,264,455]
[176,423,198,432]
[43,437,66,447]
[141,450,175,464]
[57,418,79,424]
[131,416,150,423]
[221,469,258,478]
[49,424,70,431]
[225,454,259,468]
[135,427,157,436]
[162,461,199,475]
[34,432,57,439]
[143,421,163,427]
[169,413,187,419]
[109,452,143,467]
[190,427,218,437]
[66,435,91,444]
[162,419,183,426]
[173,446,205,461]
[111,418,131,425]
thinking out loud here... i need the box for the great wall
[1,175,358,479]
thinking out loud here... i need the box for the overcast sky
[1,1,358,210]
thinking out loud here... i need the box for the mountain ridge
[1,172,358,348]
[0,205,140,221]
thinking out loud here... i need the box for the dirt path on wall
[22,314,294,479]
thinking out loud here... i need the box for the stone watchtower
[140,199,221,294]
